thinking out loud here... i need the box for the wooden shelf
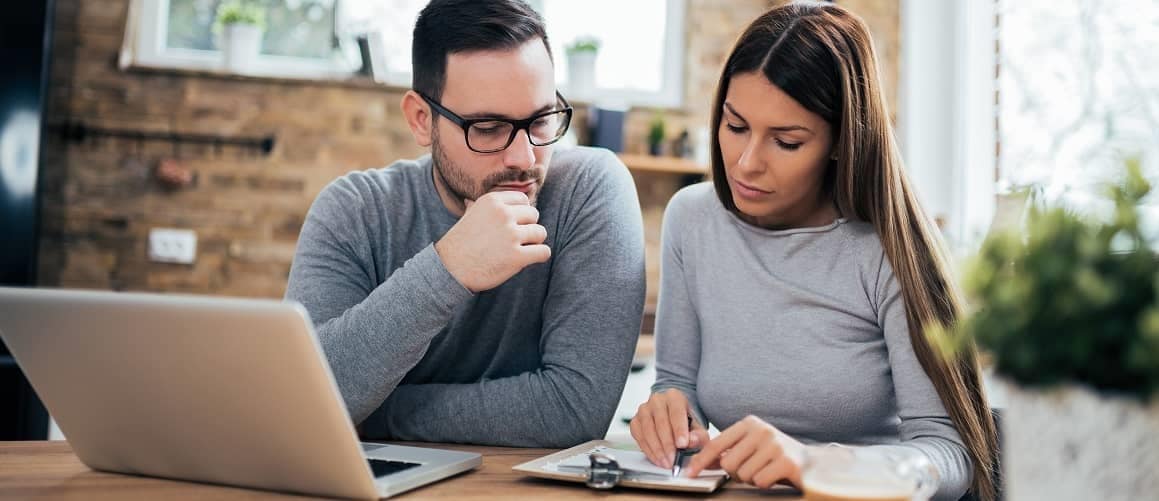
[618,153,708,175]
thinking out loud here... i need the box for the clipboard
[512,440,729,493]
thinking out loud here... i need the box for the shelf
[122,63,399,91]
[618,153,708,175]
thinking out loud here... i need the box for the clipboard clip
[585,452,625,489]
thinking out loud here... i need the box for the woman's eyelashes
[775,139,802,151]
[724,120,803,151]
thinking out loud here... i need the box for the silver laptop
[0,287,481,499]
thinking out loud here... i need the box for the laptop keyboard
[368,458,422,477]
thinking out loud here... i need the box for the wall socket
[148,228,197,264]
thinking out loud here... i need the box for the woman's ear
[401,90,433,147]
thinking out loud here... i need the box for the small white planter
[566,51,597,99]
[221,23,263,73]
[1004,381,1159,501]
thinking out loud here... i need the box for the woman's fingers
[669,400,690,449]
[752,456,799,489]
[719,432,762,474]
[631,403,665,467]
[689,418,710,448]
[685,421,745,476]
[651,398,676,468]
[733,438,781,483]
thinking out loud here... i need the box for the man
[284,0,646,447]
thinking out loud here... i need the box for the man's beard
[431,126,546,207]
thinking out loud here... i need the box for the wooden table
[0,441,803,499]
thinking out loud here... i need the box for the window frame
[120,0,687,109]
[120,0,356,80]
[551,0,686,108]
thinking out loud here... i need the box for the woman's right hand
[629,389,710,469]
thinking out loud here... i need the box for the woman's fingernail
[677,436,688,448]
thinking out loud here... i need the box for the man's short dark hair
[412,0,553,100]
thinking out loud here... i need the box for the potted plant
[936,158,1159,500]
[215,1,265,73]
[647,115,666,156]
[565,36,600,99]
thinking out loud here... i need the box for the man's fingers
[517,224,547,245]
[489,190,531,205]
[509,205,540,225]
[517,244,551,265]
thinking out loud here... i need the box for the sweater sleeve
[284,176,473,424]
[371,150,647,447]
[650,188,708,427]
[873,256,973,501]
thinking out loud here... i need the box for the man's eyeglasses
[418,91,573,153]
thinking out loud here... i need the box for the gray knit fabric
[286,146,646,448]
[652,182,971,500]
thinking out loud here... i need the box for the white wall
[899,0,996,251]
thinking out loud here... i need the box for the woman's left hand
[682,415,806,489]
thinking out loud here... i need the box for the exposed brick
[39,0,900,305]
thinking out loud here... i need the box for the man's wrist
[433,238,474,293]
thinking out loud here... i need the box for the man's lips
[493,181,536,193]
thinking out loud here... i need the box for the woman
[628,3,997,500]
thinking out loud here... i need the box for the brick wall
[37,0,898,311]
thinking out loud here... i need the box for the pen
[672,416,695,477]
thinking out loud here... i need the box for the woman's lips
[732,178,772,200]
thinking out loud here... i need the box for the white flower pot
[1004,381,1159,501]
[222,23,263,73]
[566,51,597,99]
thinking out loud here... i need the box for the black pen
[672,416,696,477]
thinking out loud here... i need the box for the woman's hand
[629,389,710,468]
[683,415,805,488]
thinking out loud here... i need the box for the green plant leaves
[953,157,1159,400]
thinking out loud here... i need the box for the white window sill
[119,61,407,91]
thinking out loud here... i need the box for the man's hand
[435,191,551,293]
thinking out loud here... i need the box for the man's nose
[503,129,536,171]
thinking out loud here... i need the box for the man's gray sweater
[285,146,646,447]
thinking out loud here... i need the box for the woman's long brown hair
[709,3,998,499]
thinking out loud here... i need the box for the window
[997,0,1159,230]
[336,0,428,87]
[124,0,356,79]
[126,0,686,107]
[540,0,685,107]
[903,0,1158,251]
[339,0,686,107]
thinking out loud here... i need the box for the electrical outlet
[148,228,197,264]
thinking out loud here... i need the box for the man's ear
[401,90,433,147]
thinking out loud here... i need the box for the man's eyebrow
[462,103,556,120]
